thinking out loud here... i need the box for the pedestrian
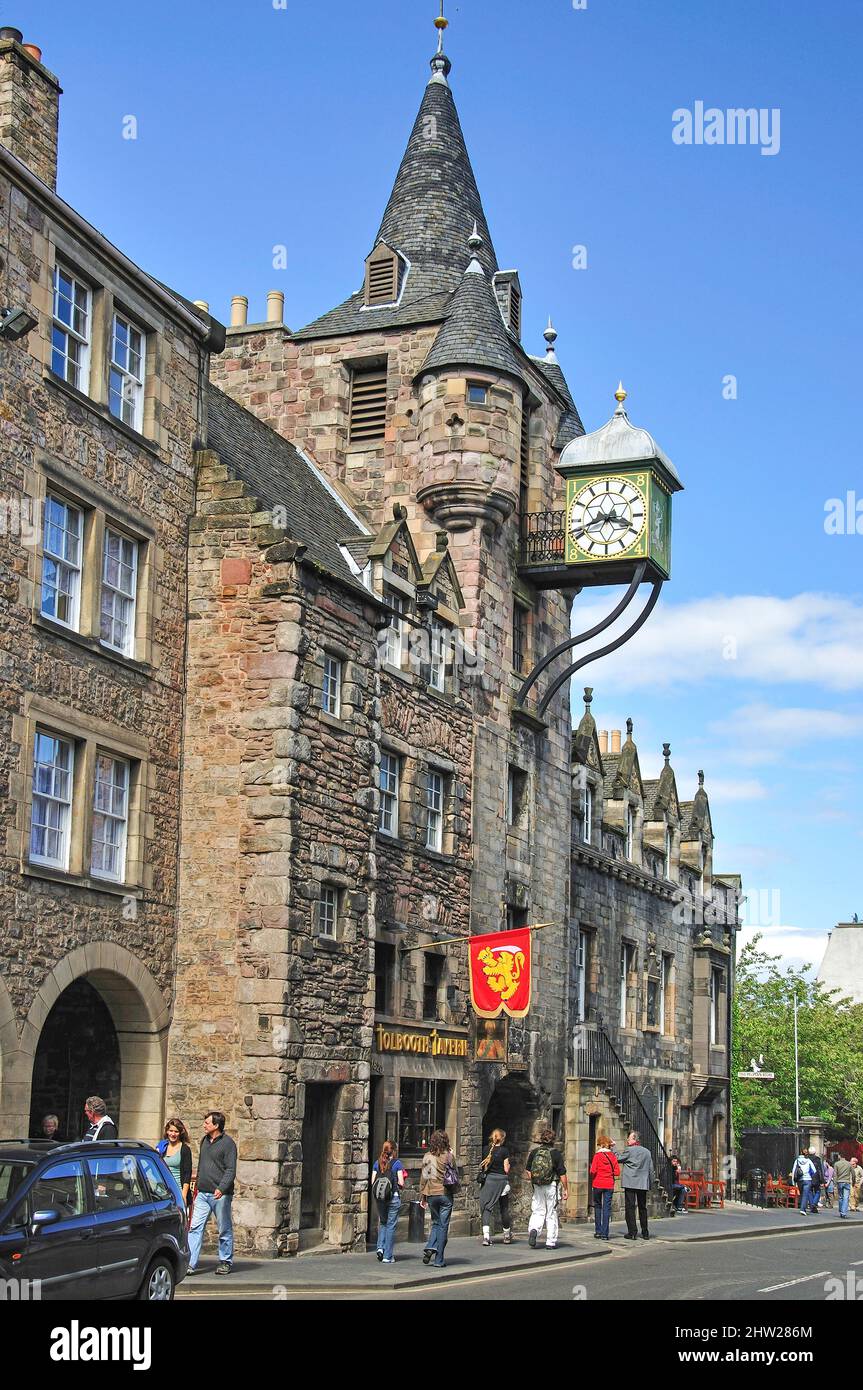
[821,1155,835,1209]
[83,1096,117,1141]
[588,1133,618,1241]
[186,1111,237,1276]
[156,1117,193,1208]
[371,1139,406,1264]
[419,1129,459,1268]
[617,1130,654,1240]
[669,1153,687,1213]
[833,1153,853,1218]
[477,1127,513,1247]
[791,1146,815,1213]
[39,1113,62,1142]
[850,1157,863,1213]
[809,1148,824,1212]
[524,1126,568,1249]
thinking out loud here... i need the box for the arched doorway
[482,1073,542,1227]
[28,979,121,1141]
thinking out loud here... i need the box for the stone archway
[0,944,170,1141]
[481,1073,543,1227]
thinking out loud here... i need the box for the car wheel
[139,1256,175,1301]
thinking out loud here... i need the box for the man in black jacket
[83,1096,117,1141]
[187,1111,238,1276]
[809,1149,825,1212]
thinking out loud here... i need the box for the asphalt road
[179,1224,863,1301]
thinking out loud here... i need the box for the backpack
[373,1168,394,1203]
[531,1146,556,1185]
[442,1157,459,1189]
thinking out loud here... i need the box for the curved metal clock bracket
[515,561,648,709]
[535,578,664,720]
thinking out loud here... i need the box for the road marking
[758,1270,831,1292]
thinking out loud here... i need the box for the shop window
[399,1078,449,1155]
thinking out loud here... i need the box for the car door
[86,1152,155,1298]
[137,1153,187,1266]
[14,1158,101,1300]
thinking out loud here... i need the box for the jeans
[376,1194,401,1260]
[592,1187,612,1238]
[529,1183,560,1245]
[808,1184,821,1212]
[188,1191,234,1268]
[672,1182,685,1211]
[624,1188,649,1236]
[838,1182,851,1216]
[425,1194,453,1266]
[798,1180,811,1211]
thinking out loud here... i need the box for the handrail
[573,1024,675,1200]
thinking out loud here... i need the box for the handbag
[476,1167,487,1187]
[443,1158,460,1189]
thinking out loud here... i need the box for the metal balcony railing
[573,1023,676,1201]
[519,510,566,566]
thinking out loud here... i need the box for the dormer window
[364,244,400,307]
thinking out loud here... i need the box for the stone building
[0,17,742,1258]
[0,28,224,1142]
[817,921,863,1007]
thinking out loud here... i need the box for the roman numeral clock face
[570,478,646,558]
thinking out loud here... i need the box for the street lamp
[0,306,38,342]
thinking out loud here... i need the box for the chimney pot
[599,730,609,755]
[230,295,248,328]
[611,729,621,754]
[266,290,285,324]
[0,28,23,42]
[192,299,210,313]
[22,43,42,62]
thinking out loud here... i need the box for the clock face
[570,477,646,558]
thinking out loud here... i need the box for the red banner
[469,928,532,1019]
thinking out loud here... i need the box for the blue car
[0,1139,189,1300]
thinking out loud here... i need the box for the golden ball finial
[614,380,627,404]
[435,1,448,29]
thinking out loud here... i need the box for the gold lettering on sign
[375,1024,468,1058]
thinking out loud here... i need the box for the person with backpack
[370,1139,406,1263]
[526,1126,569,1249]
[589,1133,619,1241]
[808,1148,825,1211]
[419,1130,459,1268]
[791,1146,815,1213]
[477,1127,513,1247]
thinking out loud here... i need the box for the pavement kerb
[180,1243,611,1295]
[656,1216,852,1244]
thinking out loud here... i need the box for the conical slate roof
[294,49,498,341]
[418,258,527,386]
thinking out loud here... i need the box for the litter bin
[747,1167,766,1207]
[407,1200,426,1243]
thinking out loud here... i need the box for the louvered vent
[349,367,388,443]
[365,248,399,306]
[509,286,522,338]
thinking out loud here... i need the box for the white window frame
[383,588,404,669]
[709,967,722,1045]
[425,769,444,852]
[51,264,91,393]
[658,1084,672,1148]
[664,825,673,878]
[620,942,634,1028]
[109,310,146,432]
[100,527,138,656]
[318,883,339,939]
[467,382,488,405]
[575,929,588,1022]
[584,783,593,844]
[90,753,130,882]
[625,804,635,861]
[379,752,399,837]
[429,620,446,691]
[40,494,83,631]
[322,654,342,717]
[30,731,74,871]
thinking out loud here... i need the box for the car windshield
[0,1160,35,1208]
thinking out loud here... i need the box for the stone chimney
[598,730,609,755]
[0,28,61,190]
[611,729,621,754]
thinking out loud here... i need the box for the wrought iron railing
[520,510,566,566]
[573,1023,676,1201]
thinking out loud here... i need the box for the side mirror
[30,1207,62,1235]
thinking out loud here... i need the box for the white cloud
[737,923,830,974]
[568,592,863,693]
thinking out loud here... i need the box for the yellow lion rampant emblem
[478,946,525,1002]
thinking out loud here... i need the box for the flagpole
[398,921,557,954]
[793,986,800,1127]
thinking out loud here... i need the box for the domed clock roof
[559,386,682,491]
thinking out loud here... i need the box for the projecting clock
[570,477,646,558]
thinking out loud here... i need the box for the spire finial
[542,316,558,363]
[626,717,633,739]
[429,4,452,85]
[698,769,705,788]
[663,742,671,765]
[583,686,593,709]
[467,220,483,252]
[614,381,628,417]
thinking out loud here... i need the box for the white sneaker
[382,1257,395,1264]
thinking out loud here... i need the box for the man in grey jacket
[834,1154,853,1217]
[617,1131,655,1240]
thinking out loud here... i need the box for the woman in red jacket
[590,1134,620,1241]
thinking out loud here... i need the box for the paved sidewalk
[179,1202,859,1295]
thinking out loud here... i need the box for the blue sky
[28,0,862,970]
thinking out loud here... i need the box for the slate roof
[532,358,585,446]
[205,385,369,593]
[418,263,528,385]
[294,52,497,342]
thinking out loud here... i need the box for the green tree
[732,934,863,1137]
